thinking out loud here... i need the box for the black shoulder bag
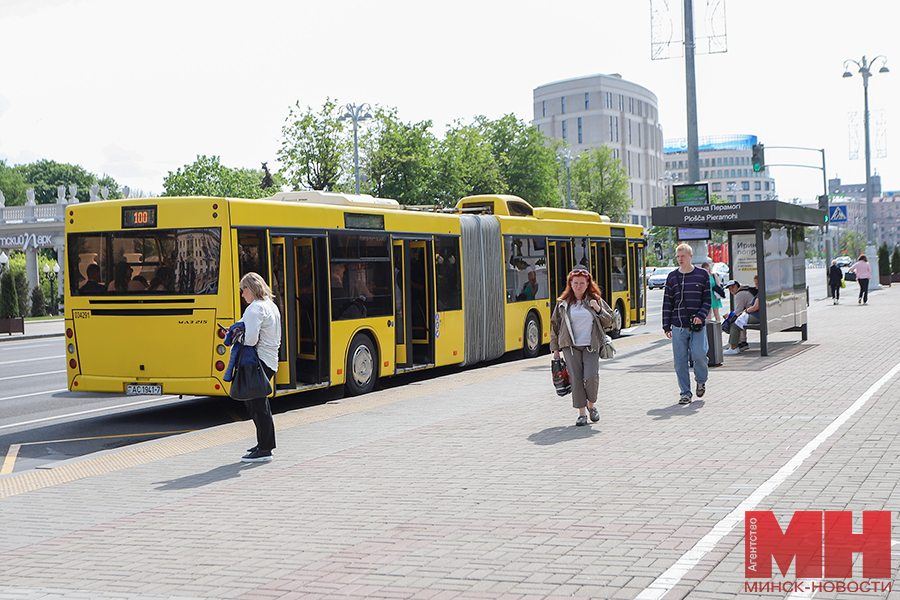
[229,344,273,401]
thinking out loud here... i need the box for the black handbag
[551,357,571,396]
[229,345,273,400]
[844,271,857,281]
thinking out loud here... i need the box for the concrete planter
[0,317,24,335]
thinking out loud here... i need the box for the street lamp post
[43,261,59,316]
[842,55,889,246]
[556,149,577,209]
[337,103,372,194]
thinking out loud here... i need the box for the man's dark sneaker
[738,341,749,352]
[696,382,706,398]
[679,395,692,405]
[589,406,600,422]
[241,449,273,463]
[575,415,588,426]
[246,446,258,454]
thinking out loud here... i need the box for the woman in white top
[549,269,609,426]
[237,272,282,463]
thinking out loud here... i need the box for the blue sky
[0,0,896,201]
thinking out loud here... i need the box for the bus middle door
[392,239,435,370]
[547,239,572,302]
[293,237,330,385]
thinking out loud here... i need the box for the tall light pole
[556,148,577,209]
[43,261,59,316]
[337,103,372,194]
[659,172,675,265]
[842,55,889,246]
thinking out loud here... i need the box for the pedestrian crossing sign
[829,205,848,223]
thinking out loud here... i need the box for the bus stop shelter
[651,200,826,357]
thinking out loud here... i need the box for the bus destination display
[122,206,158,229]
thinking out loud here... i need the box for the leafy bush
[13,271,29,318]
[30,285,46,317]
[0,271,19,318]
[892,246,900,275]
[877,242,890,278]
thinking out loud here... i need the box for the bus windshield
[67,228,221,296]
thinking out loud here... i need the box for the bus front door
[293,237,330,385]
[393,239,435,370]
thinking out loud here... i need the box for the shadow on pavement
[647,400,706,420]
[153,462,265,491]
[528,424,602,445]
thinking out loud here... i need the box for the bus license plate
[126,384,162,396]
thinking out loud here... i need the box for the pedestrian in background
[235,272,282,463]
[662,244,711,405]
[828,259,843,305]
[701,262,723,322]
[550,268,611,426]
[848,254,871,304]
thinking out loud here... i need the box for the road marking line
[0,370,66,382]
[0,431,193,475]
[0,444,20,475]
[0,389,69,402]
[636,358,900,600]
[0,395,182,431]
[0,356,64,366]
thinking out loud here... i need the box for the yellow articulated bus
[63,192,645,398]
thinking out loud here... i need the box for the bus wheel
[609,303,624,339]
[346,334,377,396]
[523,313,541,358]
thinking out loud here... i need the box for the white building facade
[664,135,776,203]
[532,74,665,228]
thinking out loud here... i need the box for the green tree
[569,146,630,222]
[13,270,29,318]
[840,230,866,259]
[30,285,46,317]
[15,159,122,204]
[0,160,29,206]
[891,245,900,275]
[0,271,18,318]
[278,98,346,191]
[360,106,437,204]
[162,155,280,198]
[877,242,890,278]
[476,114,561,207]
[432,120,504,207]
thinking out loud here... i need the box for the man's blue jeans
[670,325,709,398]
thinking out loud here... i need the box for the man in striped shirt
[662,243,711,404]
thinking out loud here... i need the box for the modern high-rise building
[533,74,665,228]
[663,135,776,203]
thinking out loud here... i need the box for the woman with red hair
[550,268,612,426]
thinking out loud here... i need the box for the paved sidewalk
[1,286,900,599]
[0,318,64,342]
